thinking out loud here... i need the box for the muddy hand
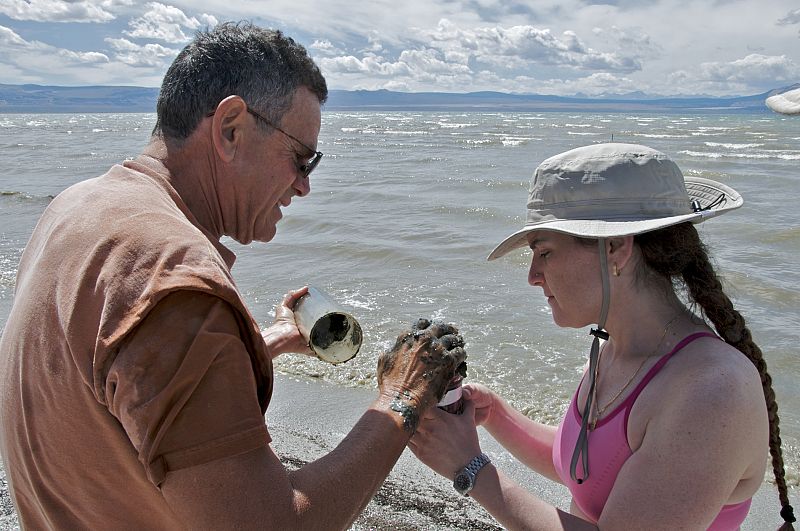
[377,318,467,432]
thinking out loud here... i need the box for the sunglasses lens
[302,152,322,177]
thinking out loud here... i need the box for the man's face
[225,87,322,244]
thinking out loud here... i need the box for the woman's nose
[528,259,543,286]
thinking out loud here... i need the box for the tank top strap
[617,331,719,413]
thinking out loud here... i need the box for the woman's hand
[261,287,314,359]
[408,399,483,479]
[463,383,496,427]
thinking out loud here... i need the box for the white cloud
[0,0,123,23]
[363,31,384,54]
[666,54,800,95]
[1,0,799,95]
[319,50,478,93]
[592,25,661,61]
[539,72,637,96]
[0,24,26,47]
[0,24,108,64]
[0,24,127,86]
[456,70,637,97]
[0,61,39,83]
[412,19,641,74]
[699,54,798,83]
[0,24,174,86]
[381,79,412,91]
[105,37,179,67]
[777,8,800,25]
[397,48,471,76]
[316,17,646,94]
[124,2,218,43]
[310,39,344,56]
[319,54,413,76]
[318,45,477,94]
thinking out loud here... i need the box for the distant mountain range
[0,83,789,113]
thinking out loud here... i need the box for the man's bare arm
[161,316,466,529]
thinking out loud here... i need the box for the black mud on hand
[376,317,468,432]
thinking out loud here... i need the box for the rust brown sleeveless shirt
[0,161,273,528]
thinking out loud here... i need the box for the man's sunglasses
[206,106,323,178]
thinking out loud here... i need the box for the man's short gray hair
[153,21,327,140]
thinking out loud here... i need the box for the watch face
[454,471,472,494]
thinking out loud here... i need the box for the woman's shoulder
[672,333,760,386]
[647,332,766,421]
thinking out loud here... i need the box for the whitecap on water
[704,142,763,149]
[636,133,688,138]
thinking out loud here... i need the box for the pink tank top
[552,332,752,529]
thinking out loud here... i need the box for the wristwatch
[453,452,491,496]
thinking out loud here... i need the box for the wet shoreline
[266,374,788,530]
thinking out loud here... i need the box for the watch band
[464,452,491,476]
[453,452,491,496]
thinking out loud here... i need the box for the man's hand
[376,318,467,433]
[261,287,315,359]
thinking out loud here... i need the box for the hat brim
[487,176,742,261]
[766,87,800,115]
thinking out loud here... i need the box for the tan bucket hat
[488,143,743,261]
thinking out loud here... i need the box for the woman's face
[527,231,603,328]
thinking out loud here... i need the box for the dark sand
[0,373,791,529]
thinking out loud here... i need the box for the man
[0,22,463,529]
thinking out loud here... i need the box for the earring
[613,263,620,277]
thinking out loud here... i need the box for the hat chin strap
[570,237,611,484]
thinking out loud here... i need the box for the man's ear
[607,235,635,271]
[208,95,249,163]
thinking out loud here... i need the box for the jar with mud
[438,362,467,414]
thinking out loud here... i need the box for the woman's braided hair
[635,222,795,530]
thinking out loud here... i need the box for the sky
[1,0,799,97]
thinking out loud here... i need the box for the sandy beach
[267,374,567,530]
[0,371,792,529]
[266,373,787,531]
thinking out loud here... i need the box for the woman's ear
[607,235,635,272]
[208,95,249,163]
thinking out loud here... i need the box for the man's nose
[294,174,310,197]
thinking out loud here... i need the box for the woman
[409,143,795,530]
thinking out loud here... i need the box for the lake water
[1,110,798,503]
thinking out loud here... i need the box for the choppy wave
[438,122,478,129]
[704,142,763,149]
[502,137,533,146]
[5,143,48,149]
[690,131,726,136]
[680,150,800,160]
[383,130,429,135]
[635,133,689,138]
[0,190,54,202]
